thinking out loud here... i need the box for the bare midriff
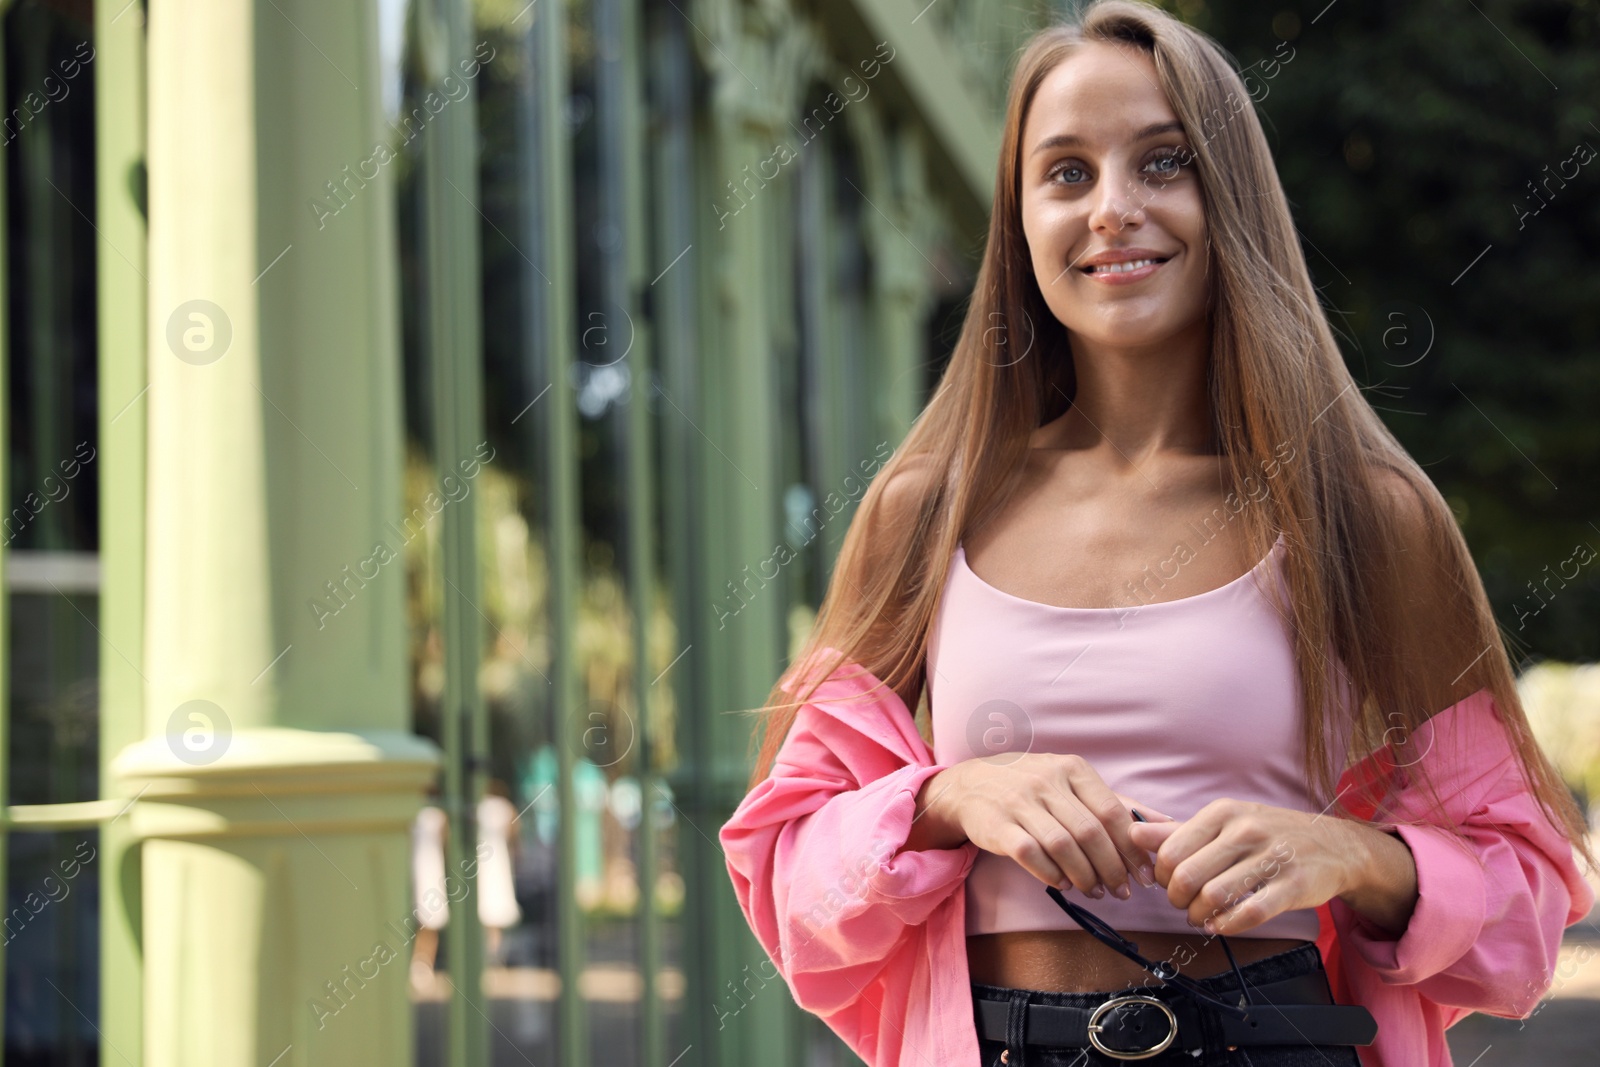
[967,929,1313,992]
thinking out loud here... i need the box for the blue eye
[1047,162,1088,184]
[1046,147,1191,186]
[1146,149,1189,178]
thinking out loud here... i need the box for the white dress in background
[412,804,450,930]
[476,794,523,929]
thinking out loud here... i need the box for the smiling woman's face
[1019,41,1209,352]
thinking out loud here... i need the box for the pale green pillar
[111,3,437,1066]
[864,123,943,439]
[689,8,824,1066]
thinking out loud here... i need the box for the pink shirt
[721,645,1595,1067]
[931,532,1326,939]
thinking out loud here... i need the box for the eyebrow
[1030,120,1186,157]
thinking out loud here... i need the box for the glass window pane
[3,0,102,807]
[3,0,99,560]
[3,831,100,1067]
[2,2,102,1061]
[6,589,98,809]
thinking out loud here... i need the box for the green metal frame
[646,7,704,1064]
[95,0,148,1061]
[412,0,490,1062]
[599,0,667,1063]
[530,0,587,1064]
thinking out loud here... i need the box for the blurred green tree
[1162,0,1600,663]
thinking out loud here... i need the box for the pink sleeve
[1327,703,1595,1018]
[719,697,979,1015]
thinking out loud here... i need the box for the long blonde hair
[743,0,1595,874]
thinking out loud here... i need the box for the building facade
[0,0,1064,1064]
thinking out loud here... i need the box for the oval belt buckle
[1086,994,1179,1061]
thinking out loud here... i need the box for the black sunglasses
[1041,809,1256,1021]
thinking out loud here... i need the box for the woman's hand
[914,754,1175,900]
[1127,797,1368,935]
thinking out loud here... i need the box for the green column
[690,12,820,1067]
[112,3,437,1065]
[863,122,942,440]
[413,1,489,1063]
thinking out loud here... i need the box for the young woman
[721,3,1597,1065]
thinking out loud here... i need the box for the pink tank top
[928,532,1327,941]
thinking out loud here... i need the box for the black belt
[974,971,1378,1060]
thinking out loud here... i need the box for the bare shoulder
[1366,463,1462,592]
[877,451,943,517]
[1367,463,1438,543]
[859,452,944,557]
[849,452,944,708]
[1365,462,1493,704]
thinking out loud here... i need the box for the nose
[1087,167,1146,232]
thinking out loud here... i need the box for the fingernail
[1138,864,1155,886]
[1090,884,1106,899]
[1114,882,1132,900]
[1203,918,1217,935]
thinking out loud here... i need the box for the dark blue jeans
[972,942,1364,1066]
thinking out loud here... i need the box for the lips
[1081,255,1171,275]
[1076,257,1171,288]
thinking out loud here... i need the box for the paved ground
[1445,845,1600,1066]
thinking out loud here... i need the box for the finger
[1167,835,1256,913]
[1058,768,1144,894]
[1045,781,1138,897]
[1114,794,1178,822]
[996,821,1069,891]
[1195,867,1285,936]
[1016,807,1099,896]
[1128,820,1182,854]
[1149,804,1231,885]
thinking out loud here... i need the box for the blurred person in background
[477,779,524,966]
[411,791,451,995]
